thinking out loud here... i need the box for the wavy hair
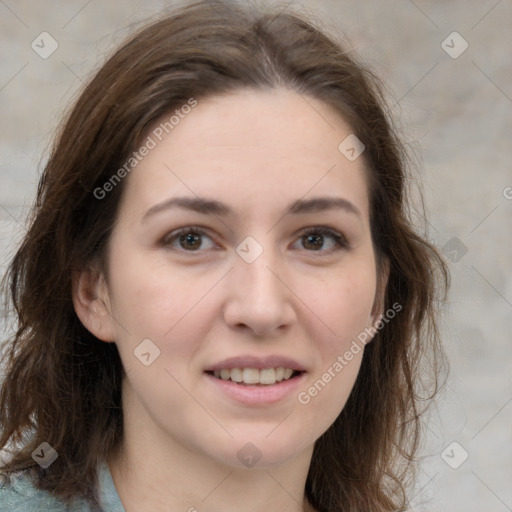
[0,1,449,510]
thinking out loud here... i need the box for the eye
[162,226,216,251]
[293,226,349,254]
[161,225,349,254]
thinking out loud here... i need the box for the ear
[369,255,391,331]
[71,264,116,342]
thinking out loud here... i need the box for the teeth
[211,367,298,385]
[242,368,260,384]
[230,368,243,383]
[259,368,276,385]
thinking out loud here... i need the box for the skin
[73,87,389,512]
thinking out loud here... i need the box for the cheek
[294,264,375,417]
[308,265,377,350]
[104,251,208,382]
[107,246,204,336]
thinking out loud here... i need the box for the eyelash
[161,225,349,255]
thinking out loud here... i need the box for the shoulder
[0,461,125,512]
[0,470,77,512]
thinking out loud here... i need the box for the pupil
[305,234,323,250]
[181,233,201,249]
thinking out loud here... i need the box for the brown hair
[0,1,449,510]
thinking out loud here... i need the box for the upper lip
[204,355,307,372]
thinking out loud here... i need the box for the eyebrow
[141,195,362,223]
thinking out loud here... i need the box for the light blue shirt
[0,460,125,511]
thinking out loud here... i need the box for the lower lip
[204,372,306,405]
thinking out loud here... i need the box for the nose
[222,244,296,337]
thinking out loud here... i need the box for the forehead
[120,88,370,222]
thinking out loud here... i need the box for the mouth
[203,355,307,404]
[205,367,304,386]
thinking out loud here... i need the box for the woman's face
[91,88,384,469]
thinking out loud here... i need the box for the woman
[0,1,449,510]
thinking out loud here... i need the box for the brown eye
[295,227,349,253]
[178,232,203,250]
[163,226,216,251]
[302,233,327,251]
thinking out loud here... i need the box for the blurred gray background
[1,0,511,510]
